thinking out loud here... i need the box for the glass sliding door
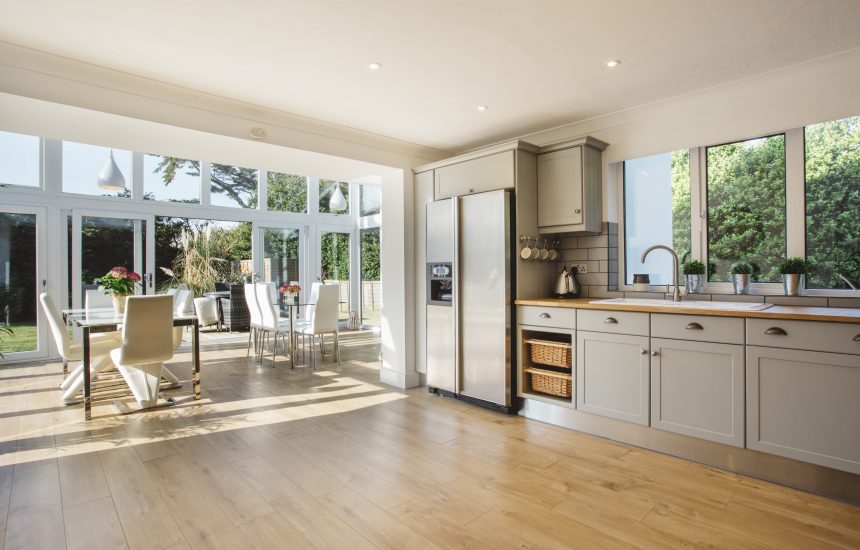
[71,211,155,309]
[319,229,351,322]
[360,227,380,327]
[0,206,46,360]
[258,226,302,313]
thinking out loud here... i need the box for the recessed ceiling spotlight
[606,59,621,68]
[368,62,382,71]
[477,105,489,112]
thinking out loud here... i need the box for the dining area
[38,266,344,421]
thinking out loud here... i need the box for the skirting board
[520,397,860,506]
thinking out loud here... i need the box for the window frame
[617,125,856,296]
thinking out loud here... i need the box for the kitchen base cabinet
[576,331,649,425]
[747,346,860,475]
[651,338,744,447]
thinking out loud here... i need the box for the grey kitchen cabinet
[747,345,860,474]
[651,338,744,447]
[433,150,514,200]
[537,137,607,234]
[576,330,650,425]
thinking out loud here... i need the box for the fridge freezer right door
[458,190,512,406]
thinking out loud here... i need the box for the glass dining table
[62,307,201,420]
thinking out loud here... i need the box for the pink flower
[128,272,142,282]
[109,266,129,278]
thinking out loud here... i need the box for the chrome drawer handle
[640,349,647,355]
[574,208,582,214]
[604,317,618,324]
[854,334,860,342]
[765,327,788,336]
[651,351,658,357]
[685,322,703,330]
[539,313,551,319]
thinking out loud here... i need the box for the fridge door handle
[452,196,460,395]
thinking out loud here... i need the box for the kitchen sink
[589,297,773,311]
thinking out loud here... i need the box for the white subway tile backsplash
[588,248,608,261]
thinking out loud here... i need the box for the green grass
[0,324,38,354]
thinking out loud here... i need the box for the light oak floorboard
[63,496,127,550]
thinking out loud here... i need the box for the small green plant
[778,257,810,274]
[730,261,754,275]
[682,261,706,275]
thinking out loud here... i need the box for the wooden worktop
[514,297,860,324]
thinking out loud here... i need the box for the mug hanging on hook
[538,239,550,261]
[548,241,559,261]
[520,237,534,260]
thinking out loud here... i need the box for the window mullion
[785,127,805,258]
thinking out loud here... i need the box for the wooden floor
[0,331,858,550]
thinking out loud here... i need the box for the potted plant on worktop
[730,261,754,295]
[95,266,142,314]
[779,257,810,296]
[682,260,706,294]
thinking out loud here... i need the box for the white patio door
[254,224,304,312]
[0,205,48,362]
[71,210,155,310]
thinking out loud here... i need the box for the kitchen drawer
[578,309,649,336]
[747,318,860,355]
[651,314,744,345]
[518,306,575,329]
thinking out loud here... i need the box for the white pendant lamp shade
[328,183,347,212]
[97,150,127,191]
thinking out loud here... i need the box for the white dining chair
[111,295,175,410]
[39,293,121,403]
[160,289,193,389]
[193,296,221,331]
[296,283,340,370]
[85,288,113,311]
[244,283,264,360]
[255,282,290,366]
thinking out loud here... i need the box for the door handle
[854,334,860,342]
[603,317,618,324]
[685,322,703,330]
[574,208,582,214]
[764,327,788,336]
[539,312,551,319]
[640,349,647,355]
[651,351,658,357]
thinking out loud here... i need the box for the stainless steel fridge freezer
[425,190,514,412]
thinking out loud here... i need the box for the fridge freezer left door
[458,190,512,406]
[425,199,457,393]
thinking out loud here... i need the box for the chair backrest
[304,282,322,322]
[311,284,339,334]
[119,295,174,365]
[214,282,230,292]
[166,288,178,298]
[39,293,72,358]
[244,284,262,326]
[261,282,277,305]
[85,289,113,311]
[255,283,278,329]
[173,289,192,316]
[193,297,219,326]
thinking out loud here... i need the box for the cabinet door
[537,146,583,228]
[747,346,860,474]
[651,338,744,447]
[434,151,514,200]
[576,331,649,425]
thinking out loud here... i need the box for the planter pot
[112,294,129,315]
[685,274,703,294]
[285,292,298,305]
[782,273,804,296]
[732,274,751,295]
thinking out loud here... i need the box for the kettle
[554,265,582,298]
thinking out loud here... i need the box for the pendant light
[328,183,347,212]
[97,149,127,191]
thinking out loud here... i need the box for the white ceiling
[2,0,860,152]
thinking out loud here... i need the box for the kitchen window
[623,150,691,285]
[620,114,859,293]
[705,135,786,283]
[804,116,860,290]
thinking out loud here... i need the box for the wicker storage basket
[525,367,573,398]
[525,339,572,368]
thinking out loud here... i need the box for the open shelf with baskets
[518,328,574,406]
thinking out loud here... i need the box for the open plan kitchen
[2,1,860,549]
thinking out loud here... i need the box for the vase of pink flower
[95,266,142,314]
[278,283,302,305]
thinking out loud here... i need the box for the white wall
[0,42,447,388]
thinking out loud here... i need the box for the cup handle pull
[765,327,787,336]
[539,313,551,319]
[604,317,618,324]
[685,322,703,330]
